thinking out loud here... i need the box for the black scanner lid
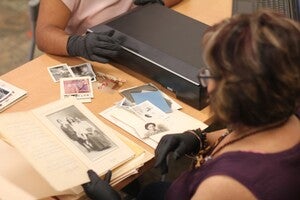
[104,4,210,83]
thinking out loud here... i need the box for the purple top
[166,143,300,200]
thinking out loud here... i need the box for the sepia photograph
[46,105,116,161]
[137,122,168,139]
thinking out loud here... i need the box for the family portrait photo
[46,105,116,161]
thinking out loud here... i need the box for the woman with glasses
[82,10,300,200]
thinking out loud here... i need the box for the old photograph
[137,122,168,139]
[47,64,74,82]
[131,100,168,121]
[60,77,93,99]
[46,105,116,161]
[69,63,96,81]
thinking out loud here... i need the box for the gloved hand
[67,30,122,63]
[134,0,165,6]
[82,170,121,200]
[154,131,202,174]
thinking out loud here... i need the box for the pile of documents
[101,83,208,148]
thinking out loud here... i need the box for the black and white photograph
[46,105,116,161]
[131,100,168,121]
[69,63,96,81]
[139,122,168,139]
[0,85,12,102]
[47,64,74,82]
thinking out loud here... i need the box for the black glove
[154,131,202,174]
[82,170,121,200]
[67,30,122,63]
[134,0,165,6]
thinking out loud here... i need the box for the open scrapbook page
[0,98,135,192]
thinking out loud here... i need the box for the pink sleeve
[60,0,77,11]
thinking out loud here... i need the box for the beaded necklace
[193,119,288,168]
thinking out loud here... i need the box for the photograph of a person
[47,64,73,82]
[60,77,93,99]
[47,105,116,161]
[138,122,168,139]
[69,63,96,81]
[131,101,168,121]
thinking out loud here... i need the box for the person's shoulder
[191,175,256,200]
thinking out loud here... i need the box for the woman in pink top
[36,0,182,63]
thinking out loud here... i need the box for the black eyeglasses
[197,68,218,87]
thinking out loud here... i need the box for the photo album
[0,98,134,192]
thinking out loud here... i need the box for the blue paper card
[131,91,172,113]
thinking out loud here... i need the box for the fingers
[104,170,112,183]
[134,0,164,5]
[95,30,115,37]
[86,170,112,184]
[92,47,119,59]
[96,33,122,46]
[154,155,169,174]
[173,142,187,160]
[154,138,170,166]
[87,169,100,183]
[154,135,177,174]
[88,32,122,47]
[89,55,110,63]
[134,0,153,5]
[106,30,115,37]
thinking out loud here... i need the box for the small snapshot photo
[0,85,12,102]
[46,105,116,161]
[60,77,94,99]
[48,63,74,82]
[69,63,96,82]
[136,121,169,139]
[131,100,168,121]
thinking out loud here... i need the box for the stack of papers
[100,83,208,148]
[0,79,27,112]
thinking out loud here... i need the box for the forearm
[36,25,70,56]
[36,0,71,56]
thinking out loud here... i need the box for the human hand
[67,30,122,63]
[154,131,202,174]
[134,0,165,6]
[82,170,121,200]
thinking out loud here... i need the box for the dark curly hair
[202,10,300,127]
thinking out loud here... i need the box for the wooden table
[0,0,232,196]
